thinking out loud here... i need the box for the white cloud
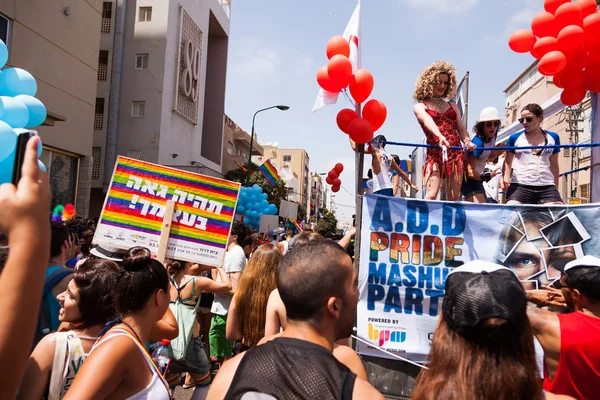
[398,0,480,14]
[230,38,280,81]
[504,0,538,35]
[295,56,315,76]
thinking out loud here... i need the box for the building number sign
[182,39,200,102]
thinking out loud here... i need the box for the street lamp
[246,105,290,185]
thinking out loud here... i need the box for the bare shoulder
[526,306,560,334]
[352,375,384,399]
[207,352,246,400]
[413,102,425,113]
[30,332,58,367]
[333,344,367,381]
[546,392,575,400]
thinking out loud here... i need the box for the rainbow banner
[93,156,240,266]
[259,159,279,186]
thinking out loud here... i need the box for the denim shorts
[506,183,562,204]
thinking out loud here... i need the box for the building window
[94,98,105,130]
[101,2,112,34]
[227,142,233,155]
[580,184,590,200]
[0,14,9,46]
[98,50,109,81]
[139,6,152,22]
[92,146,102,180]
[283,155,292,162]
[135,54,148,69]
[131,101,145,117]
[563,147,571,157]
[39,148,80,210]
[256,156,262,163]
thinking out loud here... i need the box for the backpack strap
[44,267,73,298]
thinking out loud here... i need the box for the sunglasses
[518,117,535,124]
[484,121,501,128]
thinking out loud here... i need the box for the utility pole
[564,104,584,200]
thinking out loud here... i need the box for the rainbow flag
[234,160,248,173]
[93,156,240,266]
[259,160,279,186]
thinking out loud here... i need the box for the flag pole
[464,71,470,129]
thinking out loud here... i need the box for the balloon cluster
[235,184,278,231]
[508,0,600,106]
[325,163,344,193]
[0,39,48,183]
[316,36,387,144]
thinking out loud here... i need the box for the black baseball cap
[442,261,528,344]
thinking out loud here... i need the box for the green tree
[225,164,288,208]
[316,209,338,237]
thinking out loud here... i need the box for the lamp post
[246,105,289,185]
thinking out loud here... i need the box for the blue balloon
[261,193,268,200]
[1,68,37,97]
[236,205,245,215]
[252,184,261,192]
[0,97,29,128]
[252,202,260,211]
[0,40,7,69]
[0,121,16,161]
[249,195,257,203]
[15,95,46,128]
[260,199,269,208]
[243,216,251,225]
[37,159,46,172]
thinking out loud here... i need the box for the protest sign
[93,156,240,266]
[357,195,600,362]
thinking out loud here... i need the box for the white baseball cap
[564,255,600,272]
[477,107,501,123]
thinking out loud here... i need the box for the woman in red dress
[413,61,475,201]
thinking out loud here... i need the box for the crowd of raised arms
[0,61,598,400]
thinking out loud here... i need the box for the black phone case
[12,132,34,185]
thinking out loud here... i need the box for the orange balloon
[348,118,374,144]
[555,3,583,29]
[544,0,570,14]
[575,0,598,19]
[557,25,585,52]
[317,65,343,93]
[531,12,558,38]
[326,36,350,59]
[560,86,587,105]
[539,51,568,75]
[508,29,536,53]
[349,69,374,104]
[327,55,353,89]
[363,99,387,132]
[559,68,586,89]
[531,36,558,59]
[336,109,359,134]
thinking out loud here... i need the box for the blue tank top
[44,265,66,331]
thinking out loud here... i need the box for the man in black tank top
[207,240,383,400]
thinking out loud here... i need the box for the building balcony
[233,129,264,156]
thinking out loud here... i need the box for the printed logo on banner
[367,323,407,346]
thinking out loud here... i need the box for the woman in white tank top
[64,247,172,400]
[371,135,418,197]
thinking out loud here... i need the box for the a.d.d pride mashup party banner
[94,156,240,266]
[357,195,600,362]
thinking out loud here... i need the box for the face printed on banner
[494,209,590,289]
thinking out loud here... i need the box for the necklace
[431,97,445,111]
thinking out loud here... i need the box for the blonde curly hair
[413,61,457,102]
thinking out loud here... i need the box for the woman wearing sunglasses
[462,107,505,203]
[502,103,563,205]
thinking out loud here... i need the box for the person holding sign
[413,61,475,201]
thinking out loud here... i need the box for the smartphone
[11,131,34,185]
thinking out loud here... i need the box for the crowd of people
[361,60,563,205]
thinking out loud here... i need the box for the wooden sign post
[156,200,176,264]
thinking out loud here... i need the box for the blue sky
[224,0,542,222]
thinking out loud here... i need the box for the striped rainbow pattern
[259,159,279,186]
[100,156,240,250]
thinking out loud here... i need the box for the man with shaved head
[207,240,383,400]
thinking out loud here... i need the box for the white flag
[453,73,468,126]
[312,0,361,113]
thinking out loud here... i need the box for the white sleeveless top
[372,148,393,192]
[91,330,170,400]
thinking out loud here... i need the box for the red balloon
[584,69,600,92]
[587,49,600,68]
[557,25,585,52]
[327,55,353,89]
[575,0,598,19]
[583,13,600,43]
[332,178,341,187]
[331,185,340,193]
[544,0,570,14]
[553,73,564,88]
[531,12,558,38]
[325,176,333,185]
[348,118,374,144]
[334,163,344,174]
[508,29,536,53]
[317,66,343,93]
[336,109,359,134]
[555,3,583,29]
[564,46,590,69]
[539,51,568,75]
[561,87,587,105]
[559,68,586,89]
[362,99,387,132]
[531,36,558,59]
[327,170,338,180]
[326,36,350,59]
[349,69,374,104]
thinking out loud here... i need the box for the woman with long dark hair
[413,261,571,400]
[19,259,120,399]
[64,247,172,400]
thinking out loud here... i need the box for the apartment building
[90,0,231,216]
[502,61,592,202]
[222,114,263,175]
[310,174,325,224]
[0,1,103,216]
